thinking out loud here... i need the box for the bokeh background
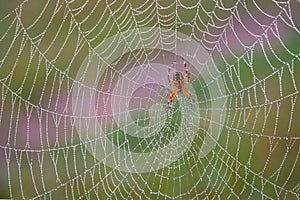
[0,0,299,199]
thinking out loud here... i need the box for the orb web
[0,0,299,199]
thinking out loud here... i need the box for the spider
[166,58,192,113]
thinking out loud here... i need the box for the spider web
[0,0,299,199]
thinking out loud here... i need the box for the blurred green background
[0,0,299,199]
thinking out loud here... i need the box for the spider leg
[182,58,190,84]
[168,63,176,87]
[168,65,171,84]
[183,86,193,108]
[167,89,177,109]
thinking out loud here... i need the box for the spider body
[173,72,184,91]
[167,59,192,111]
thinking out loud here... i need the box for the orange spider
[166,58,192,112]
